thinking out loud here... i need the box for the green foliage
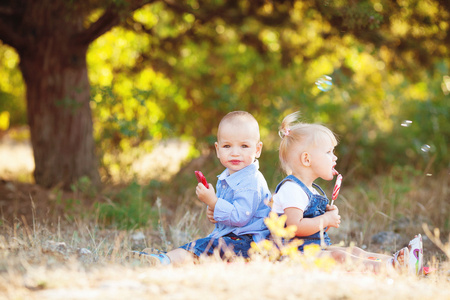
[333,61,450,177]
[381,166,421,208]
[70,176,98,199]
[53,188,81,221]
[0,42,26,127]
[51,176,97,220]
[96,181,159,230]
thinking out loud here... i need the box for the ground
[0,132,191,226]
[3,257,450,300]
[0,179,89,226]
[0,131,449,300]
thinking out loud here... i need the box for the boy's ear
[255,141,263,158]
[214,142,219,158]
[300,152,311,166]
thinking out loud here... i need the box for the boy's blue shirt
[209,160,271,242]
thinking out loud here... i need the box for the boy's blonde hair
[278,112,338,174]
[218,111,260,141]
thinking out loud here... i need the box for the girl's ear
[300,152,311,166]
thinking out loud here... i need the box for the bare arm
[284,206,341,237]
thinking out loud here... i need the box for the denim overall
[274,175,331,251]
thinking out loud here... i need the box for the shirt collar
[217,160,259,188]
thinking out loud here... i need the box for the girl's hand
[326,204,339,212]
[206,206,217,224]
[196,183,218,208]
[324,209,341,228]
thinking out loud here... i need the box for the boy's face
[215,120,262,175]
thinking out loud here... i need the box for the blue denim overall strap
[275,175,331,249]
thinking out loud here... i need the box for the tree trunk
[19,38,100,189]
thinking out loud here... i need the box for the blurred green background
[1,1,448,182]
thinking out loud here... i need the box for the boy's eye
[241,145,249,148]
[223,145,230,148]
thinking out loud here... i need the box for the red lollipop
[331,173,342,206]
[195,171,209,188]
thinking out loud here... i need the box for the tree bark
[0,0,148,189]
[19,39,100,189]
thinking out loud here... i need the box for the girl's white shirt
[272,181,319,214]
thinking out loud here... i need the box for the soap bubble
[315,75,333,92]
[420,144,431,152]
[401,120,412,127]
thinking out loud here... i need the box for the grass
[0,158,449,299]
[0,213,449,300]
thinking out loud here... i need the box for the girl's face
[308,135,338,181]
[215,122,262,174]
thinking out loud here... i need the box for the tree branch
[71,0,155,46]
[71,8,120,46]
[0,18,26,49]
[0,6,14,15]
[0,1,27,49]
[162,0,239,24]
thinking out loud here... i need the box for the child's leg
[132,234,253,266]
[166,248,196,265]
[327,246,392,261]
[323,246,408,273]
[134,248,195,266]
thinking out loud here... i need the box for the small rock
[78,248,92,255]
[371,231,406,252]
[42,241,68,255]
[131,232,145,241]
[131,231,146,250]
[42,240,69,260]
[78,247,95,264]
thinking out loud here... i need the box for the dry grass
[0,198,449,300]
[0,139,449,299]
[2,260,450,300]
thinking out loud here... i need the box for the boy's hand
[196,183,218,209]
[206,206,217,224]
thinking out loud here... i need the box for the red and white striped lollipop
[331,173,343,206]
